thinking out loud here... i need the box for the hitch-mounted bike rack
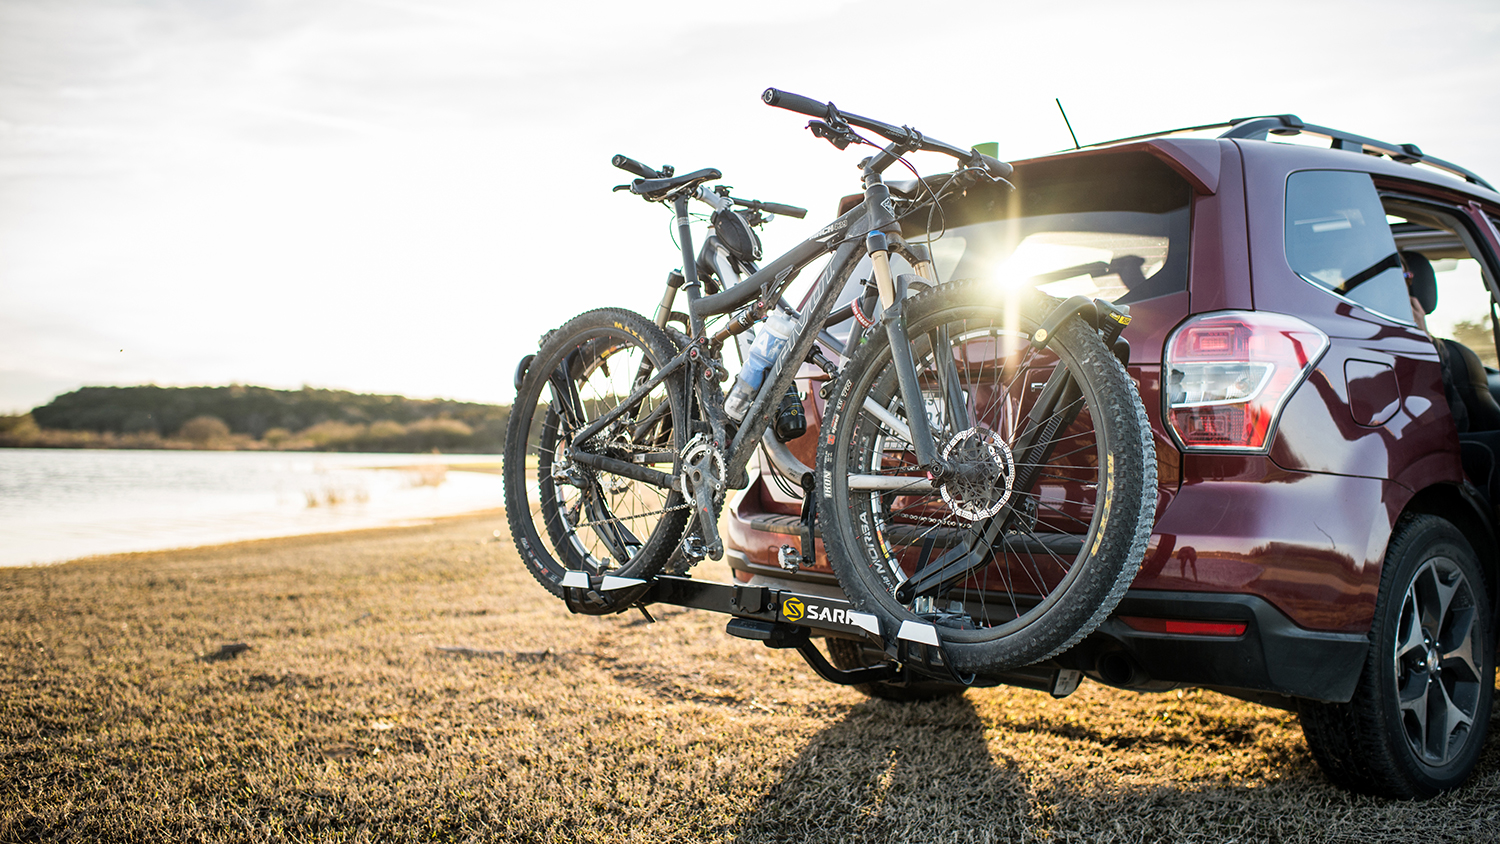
[562,573,1084,698]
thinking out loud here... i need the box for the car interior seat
[1405,249,1500,504]
[1404,250,1500,431]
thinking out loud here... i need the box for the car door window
[1285,170,1410,322]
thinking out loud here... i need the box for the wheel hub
[1422,637,1441,675]
[938,427,1016,521]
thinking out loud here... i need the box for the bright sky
[2,0,1498,413]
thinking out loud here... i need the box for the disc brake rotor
[939,427,1016,521]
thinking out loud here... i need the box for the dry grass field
[3,512,1499,843]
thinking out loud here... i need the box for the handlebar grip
[612,154,662,179]
[978,153,1013,179]
[757,201,808,219]
[761,88,830,119]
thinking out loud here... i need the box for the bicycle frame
[553,89,1066,570]
[576,171,942,495]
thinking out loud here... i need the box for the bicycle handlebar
[612,153,665,179]
[761,88,1013,179]
[732,197,808,219]
[760,88,828,119]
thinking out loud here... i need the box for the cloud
[2,0,1498,411]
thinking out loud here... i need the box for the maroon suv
[723,115,1500,798]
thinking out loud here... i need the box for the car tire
[1297,513,1494,798]
[824,638,966,702]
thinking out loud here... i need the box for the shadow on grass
[727,686,1500,844]
[731,694,1031,844]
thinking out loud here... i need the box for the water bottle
[724,310,796,422]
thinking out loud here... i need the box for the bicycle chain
[569,501,691,531]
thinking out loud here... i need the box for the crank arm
[687,475,724,561]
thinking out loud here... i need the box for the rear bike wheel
[503,308,688,612]
[818,281,1156,673]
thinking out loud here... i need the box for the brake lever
[808,120,857,150]
[954,166,1015,192]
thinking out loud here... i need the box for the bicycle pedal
[777,545,803,571]
[682,535,707,560]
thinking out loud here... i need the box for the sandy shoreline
[3,515,1496,841]
[16,506,509,570]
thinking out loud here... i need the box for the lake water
[0,449,508,566]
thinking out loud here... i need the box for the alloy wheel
[1392,556,1483,767]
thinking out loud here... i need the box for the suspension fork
[865,180,947,476]
[902,240,972,431]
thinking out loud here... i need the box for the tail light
[1164,312,1328,452]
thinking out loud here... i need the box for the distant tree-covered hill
[26,385,510,452]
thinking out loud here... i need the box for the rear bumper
[1063,590,1368,703]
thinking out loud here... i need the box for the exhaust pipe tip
[1096,649,1142,687]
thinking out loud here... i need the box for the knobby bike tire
[817,281,1156,673]
[503,308,688,613]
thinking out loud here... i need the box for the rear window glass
[823,152,1192,343]
[1284,170,1409,321]
[927,153,1191,304]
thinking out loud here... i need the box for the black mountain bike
[504,89,1157,674]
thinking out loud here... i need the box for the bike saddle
[631,167,722,201]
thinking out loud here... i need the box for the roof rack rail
[1079,114,1493,191]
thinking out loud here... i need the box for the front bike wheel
[818,281,1156,673]
[503,308,688,612]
